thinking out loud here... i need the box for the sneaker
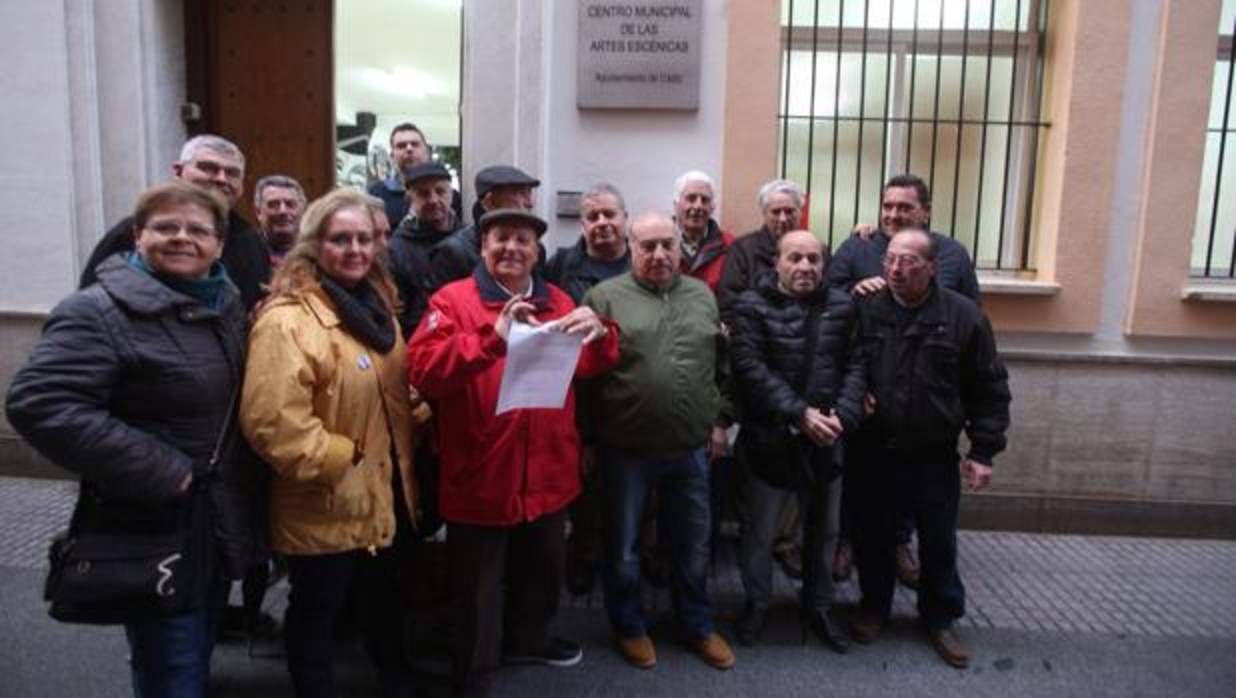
[694,632,736,670]
[927,626,969,669]
[832,541,854,582]
[502,637,583,667]
[616,634,656,669]
[895,543,921,589]
[849,610,885,644]
[773,543,804,580]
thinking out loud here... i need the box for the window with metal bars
[777,0,1049,272]
[1192,1,1236,280]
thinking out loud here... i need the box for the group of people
[5,125,1011,698]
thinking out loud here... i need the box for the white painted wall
[0,1,184,314]
[463,0,730,253]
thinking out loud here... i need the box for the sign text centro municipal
[578,1,702,111]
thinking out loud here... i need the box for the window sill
[978,276,1061,296]
[1181,282,1236,303]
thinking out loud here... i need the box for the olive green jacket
[582,272,731,458]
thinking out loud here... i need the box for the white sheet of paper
[495,320,585,414]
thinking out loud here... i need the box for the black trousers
[284,547,414,698]
[446,508,567,696]
[851,450,965,630]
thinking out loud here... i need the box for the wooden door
[185,0,334,221]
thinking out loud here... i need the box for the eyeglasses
[144,221,219,241]
[883,253,927,268]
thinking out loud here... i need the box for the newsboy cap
[478,208,548,237]
[475,165,540,200]
[403,161,452,188]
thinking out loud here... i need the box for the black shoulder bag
[43,391,238,625]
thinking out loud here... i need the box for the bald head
[629,211,680,289]
[775,230,826,298]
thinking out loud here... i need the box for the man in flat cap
[427,165,542,293]
[389,161,467,338]
[409,207,619,695]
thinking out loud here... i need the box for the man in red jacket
[408,208,619,696]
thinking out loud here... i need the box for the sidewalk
[2,475,1233,696]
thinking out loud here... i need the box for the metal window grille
[777,0,1050,272]
[1192,7,1236,279]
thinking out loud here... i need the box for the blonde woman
[241,188,419,697]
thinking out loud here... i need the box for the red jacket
[408,267,620,526]
[681,219,734,292]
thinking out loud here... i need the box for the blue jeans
[124,573,228,698]
[599,445,714,641]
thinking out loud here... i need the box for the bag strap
[204,384,241,477]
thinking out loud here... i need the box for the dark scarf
[127,252,233,311]
[319,276,396,353]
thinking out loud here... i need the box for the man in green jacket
[582,211,735,673]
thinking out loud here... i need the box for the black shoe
[802,609,849,654]
[735,605,767,647]
[566,558,596,596]
[503,637,584,667]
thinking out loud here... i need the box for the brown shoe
[617,635,656,669]
[832,541,854,582]
[849,610,885,644]
[928,627,970,669]
[694,632,736,670]
[895,543,920,589]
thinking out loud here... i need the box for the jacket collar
[869,283,947,333]
[471,263,551,307]
[394,214,459,245]
[301,284,343,329]
[95,254,236,322]
[630,270,682,295]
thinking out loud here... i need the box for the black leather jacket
[854,285,1010,464]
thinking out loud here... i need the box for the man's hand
[851,223,877,240]
[708,425,729,462]
[852,275,887,296]
[961,458,993,491]
[494,294,539,340]
[863,392,877,417]
[800,407,843,447]
[555,306,607,344]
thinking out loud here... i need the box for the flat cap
[403,161,452,188]
[478,208,548,237]
[475,165,540,200]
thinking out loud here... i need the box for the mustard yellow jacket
[240,286,417,555]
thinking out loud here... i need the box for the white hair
[672,170,716,202]
[179,134,245,168]
[756,179,804,211]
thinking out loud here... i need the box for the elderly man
[849,229,1010,669]
[389,161,466,338]
[672,171,733,292]
[427,165,541,291]
[253,174,306,266]
[79,134,272,310]
[368,122,462,226]
[409,208,618,695]
[728,230,864,651]
[582,211,735,672]
[827,173,981,587]
[718,179,818,318]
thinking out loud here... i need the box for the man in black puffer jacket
[728,230,865,651]
[848,229,1010,670]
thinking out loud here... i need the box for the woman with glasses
[240,188,420,698]
[6,181,258,696]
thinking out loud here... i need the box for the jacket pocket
[327,464,374,520]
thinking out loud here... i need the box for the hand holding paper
[495,319,586,414]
